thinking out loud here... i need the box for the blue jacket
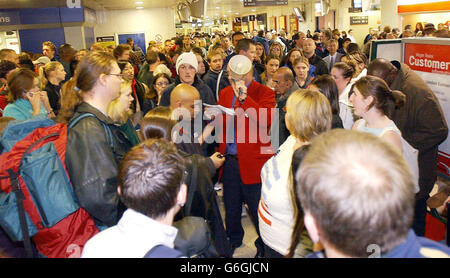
[3,98,47,120]
[202,69,230,102]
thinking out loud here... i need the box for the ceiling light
[135,1,144,4]
[216,6,220,9]
[136,6,144,9]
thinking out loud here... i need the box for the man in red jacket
[216,55,276,257]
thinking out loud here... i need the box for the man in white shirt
[323,40,343,72]
[81,139,188,258]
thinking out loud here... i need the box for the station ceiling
[0,0,312,19]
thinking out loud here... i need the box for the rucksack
[0,114,106,258]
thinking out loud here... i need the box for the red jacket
[217,81,276,184]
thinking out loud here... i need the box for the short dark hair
[0,60,17,79]
[235,38,255,54]
[146,51,160,64]
[311,75,340,116]
[118,139,186,219]
[113,44,131,59]
[127,38,133,43]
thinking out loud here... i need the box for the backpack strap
[184,155,198,217]
[6,169,34,258]
[68,113,114,151]
[144,244,184,258]
[216,70,224,101]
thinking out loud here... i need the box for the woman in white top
[350,75,405,152]
[331,62,356,129]
[259,89,332,258]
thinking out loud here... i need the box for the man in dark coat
[368,58,449,237]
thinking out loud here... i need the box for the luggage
[0,116,100,258]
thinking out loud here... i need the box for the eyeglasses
[156,82,169,87]
[108,73,124,79]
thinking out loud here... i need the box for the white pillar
[380,0,401,30]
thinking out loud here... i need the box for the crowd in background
[0,20,449,258]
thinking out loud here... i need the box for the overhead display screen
[243,0,288,7]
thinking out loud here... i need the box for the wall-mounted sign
[249,15,256,21]
[0,11,20,25]
[234,17,242,23]
[348,7,363,13]
[350,16,368,25]
[96,36,114,42]
[243,0,288,7]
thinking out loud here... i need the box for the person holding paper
[214,55,276,258]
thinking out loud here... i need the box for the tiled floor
[216,185,258,258]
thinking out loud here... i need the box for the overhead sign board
[243,0,288,7]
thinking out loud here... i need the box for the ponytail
[57,78,82,123]
[39,61,62,90]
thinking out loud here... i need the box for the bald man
[170,83,201,121]
[302,38,329,76]
[368,58,448,237]
[271,67,299,146]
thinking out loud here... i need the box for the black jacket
[44,82,61,114]
[202,69,230,101]
[308,54,329,76]
[159,76,216,107]
[66,102,132,228]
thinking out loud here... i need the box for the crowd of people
[0,22,449,258]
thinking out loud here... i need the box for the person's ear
[304,212,321,243]
[98,73,108,87]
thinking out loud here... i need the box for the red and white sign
[405,43,450,75]
[405,42,450,178]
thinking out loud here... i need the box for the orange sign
[398,0,450,13]
[404,43,450,75]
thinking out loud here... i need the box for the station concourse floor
[215,185,258,258]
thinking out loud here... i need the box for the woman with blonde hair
[269,42,285,62]
[107,82,140,146]
[259,89,332,258]
[292,57,314,89]
[61,51,133,229]
[40,61,66,114]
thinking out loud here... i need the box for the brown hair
[6,68,37,102]
[332,62,355,80]
[295,129,414,257]
[352,75,405,118]
[58,51,117,123]
[140,106,175,141]
[42,41,56,52]
[118,139,185,219]
[146,51,160,65]
[113,44,131,60]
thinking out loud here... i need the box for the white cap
[32,56,51,65]
[176,52,198,74]
[228,55,252,75]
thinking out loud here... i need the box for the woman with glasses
[142,73,172,115]
[60,51,132,229]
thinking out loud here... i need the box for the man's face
[119,50,130,61]
[303,40,316,56]
[181,97,201,119]
[196,54,205,75]
[272,72,290,95]
[295,32,306,48]
[221,37,231,49]
[178,64,196,85]
[327,41,338,55]
[232,34,245,47]
[43,45,55,59]
[183,36,191,48]
[209,54,224,72]
[242,44,257,62]
[128,40,134,47]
